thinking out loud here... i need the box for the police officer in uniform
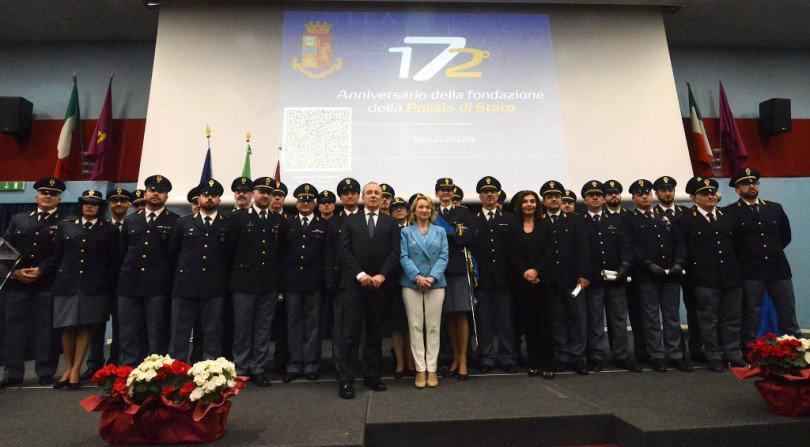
[187,187,200,216]
[117,175,179,367]
[267,180,290,374]
[679,176,746,372]
[603,180,630,215]
[581,181,641,372]
[561,190,577,214]
[452,186,464,207]
[623,179,691,372]
[225,177,287,386]
[379,183,395,215]
[472,176,517,374]
[131,189,146,213]
[282,183,331,382]
[318,190,337,220]
[232,177,253,211]
[1,178,65,388]
[541,181,591,375]
[724,167,802,356]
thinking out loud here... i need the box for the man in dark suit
[117,175,179,367]
[336,182,400,399]
[725,167,802,357]
[282,183,331,382]
[225,177,286,386]
[542,180,591,375]
[168,179,229,362]
[472,176,517,374]
[581,181,641,372]
[624,179,691,373]
[679,176,746,372]
[0,178,66,388]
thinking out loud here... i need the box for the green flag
[241,143,252,178]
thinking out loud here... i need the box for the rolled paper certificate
[601,270,631,283]
[570,284,582,298]
[664,269,686,277]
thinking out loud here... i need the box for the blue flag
[200,148,213,184]
[756,292,779,338]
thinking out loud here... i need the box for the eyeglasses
[38,190,60,196]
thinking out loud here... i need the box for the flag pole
[75,72,85,164]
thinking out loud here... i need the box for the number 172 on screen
[389,37,490,81]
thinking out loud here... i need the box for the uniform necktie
[114,222,122,231]
[260,210,267,221]
[302,216,308,230]
[148,212,156,224]
[442,208,450,219]
[752,204,760,217]
[368,212,376,238]
[204,216,212,229]
[84,221,93,230]
[487,211,494,221]
[593,214,600,223]
[707,212,716,225]
[550,215,557,224]
[666,209,674,218]
[38,211,49,223]
[646,211,653,220]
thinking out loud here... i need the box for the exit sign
[0,182,25,191]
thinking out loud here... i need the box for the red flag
[87,75,114,180]
[718,80,748,174]
[273,161,281,182]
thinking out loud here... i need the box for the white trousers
[402,287,445,373]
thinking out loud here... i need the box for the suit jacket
[436,205,477,275]
[623,209,686,283]
[582,212,632,287]
[472,209,515,289]
[507,217,554,285]
[281,214,331,292]
[225,207,286,293]
[677,206,741,288]
[2,209,65,293]
[169,213,230,298]
[546,211,591,287]
[49,219,118,295]
[399,223,449,289]
[117,209,180,297]
[724,198,792,281]
[339,210,401,288]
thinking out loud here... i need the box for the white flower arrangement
[187,357,238,405]
[127,354,174,393]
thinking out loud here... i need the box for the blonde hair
[408,194,436,225]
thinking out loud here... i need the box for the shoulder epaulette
[74,219,80,224]
[717,209,724,216]
[137,210,144,215]
[28,211,36,217]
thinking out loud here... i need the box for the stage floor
[2,344,809,446]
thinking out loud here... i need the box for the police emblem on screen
[292,21,342,79]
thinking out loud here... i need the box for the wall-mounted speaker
[0,97,34,143]
[759,98,791,138]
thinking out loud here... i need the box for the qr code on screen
[282,107,351,171]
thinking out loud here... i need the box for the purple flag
[718,80,748,174]
[87,77,113,180]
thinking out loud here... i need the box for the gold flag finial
[110,72,114,80]
[246,130,251,143]
[205,123,211,139]
[73,71,77,78]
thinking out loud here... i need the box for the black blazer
[117,209,180,297]
[472,209,514,289]
[582,212,632,287]
[546,211,591,287]
[507,217,554,285]
[169,213,230,298]
[724,198,792,281]
[437,205,477,275]
[677,206,741,288]
[623,209,686,283]
[49,219,118,295]
[2,209,65,293]
[339,211,400,288]
[281,214,331,292]
[225,207,286,293]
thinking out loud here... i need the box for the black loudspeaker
[0,97,34,142]
[759,98,791,138]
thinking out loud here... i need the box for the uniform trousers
[86,294,119,371]
[169,296,225,363]
[402,287,445,373]
[231,291,277,376]
[585,285,629,361]
[286,291,323,375]
[117,295,170,367]
[680,285,705,359]
[514,283,556,371]
[337,283,385,382]
[639,282,683,360]
[2,291,58,380]
[694,286,744,362]
[624,282,649,361]
[741,279,801,354]
[475,287,516,368]
[551,285,587,364]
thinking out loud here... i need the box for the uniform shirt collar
[146,207,165,217]
[253,204,268,214]
[200,210,218,221]
[81,217,98,226]
[588,211,602,218]
[37,208,56,217]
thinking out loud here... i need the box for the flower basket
[753,378,810,417]
[80,355,247,444]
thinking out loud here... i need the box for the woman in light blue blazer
[400,195,449,388]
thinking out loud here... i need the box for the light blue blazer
[399,223,449,289]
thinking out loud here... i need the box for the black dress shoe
[305,372,319,381]
[728,359,748,368]
[503,364,517,374]
[0,378,23,389]
[541,371,556,380]
[339,382,355,399]
[37,375,56,386]
[393,370,404,379]
[79,369,96,381]
[574,361,589,375]
[68,382,82,390]
[614,358,643,373]
[670,358,694,372]
[363,379,387,391]
[251,374,271,387]
[652,359,668,373]
[554,362,569,373]
[527,369,540,377]
[479,364,493,374]
[708,361,723,373]
[53,380,69,389]
[283,372,302,383]
[442,368,458,378]
[588,359,603,372]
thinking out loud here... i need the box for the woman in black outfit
[49,190,118,389]
[508,190,556,379]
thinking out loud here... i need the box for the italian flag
[54,74,81,179]
[687,81,713,168]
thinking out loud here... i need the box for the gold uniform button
[262,251,266,255]
[301,256,305,259]
[602,261,606,265]
[761,233,765,236]
[763,245,767,248]
[262,262,266,266]
[601,251,605,255]
[141,268,145,272]
[492,259,496,263]
[142,255,147,258]
[203,256,207,260]
[144,242,149,245]
[81,249,84,253]
[490,239,494,242]
[717,241,721,245]
[491,249,495,252]
[147,230,151,234]
[205,233,209,237]
[204,245,208,248]
[299,267,304,270]
[82,239,86,242]
[303,235,306,239]
[720,260,724,264]
[35,232,39,235]
[490,229,494,233]
[765,256,769,260]
[80,260,84,263]
[33,243,37,246]
[598,232,602,236]
[719,251,723,254]
[262,240,266,244]
[79,271,83,275]
[262,229,266,233]
[30,254,35,258]
[202,268,206,272]
[660,245,664,248]
[600,242,604,245]
[302,245,306,249]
